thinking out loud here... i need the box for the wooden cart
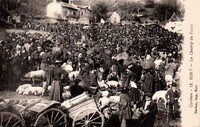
[0,101,25,127]
[27,92,104,127]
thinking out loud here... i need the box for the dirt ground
[0,91,42,100]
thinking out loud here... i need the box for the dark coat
[154,71,162,92]
[143,72,154,94]
[121,73,131,89]
[133,64,143,82]
[165,88,180,104]
[139,100,158,127]
[11,55,22,70]
[119,93,132,120]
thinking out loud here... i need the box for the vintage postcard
[0,0,200,127]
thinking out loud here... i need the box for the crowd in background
[0,21,183,89]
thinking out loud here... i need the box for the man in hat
[165,82,180,120]
[128,61,143,83]
[141,68,154,94]
[121,67,132,93]
[137,92,158,127]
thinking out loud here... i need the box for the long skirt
[49,80,63,102]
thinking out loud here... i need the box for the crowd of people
[0,20,182,127]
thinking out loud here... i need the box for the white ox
[16,84,32,94]
[152,90,167,107]
[24,70,46,84]
[61,63,73,73]
[23,86,45,96]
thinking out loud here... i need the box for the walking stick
[166,101,169,124]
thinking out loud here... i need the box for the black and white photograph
[0,0,199,127]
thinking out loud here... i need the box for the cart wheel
[0,111,25,127]
[34,108,67,127]
[73,108,104,127]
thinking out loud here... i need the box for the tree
[91,1,109,23]
[153,0,183,21]
[144,0,156,8]
[115,1,144,20]
[0,0,21,11]
[117,2,142,13]
[24,0,52,17]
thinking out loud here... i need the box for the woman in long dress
[49,60,68,102]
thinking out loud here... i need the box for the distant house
[107,12,120,24]
[47,1,79,20]
[47,1,94,24]
[77,5,92,24]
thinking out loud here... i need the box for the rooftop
[57,2,79,10]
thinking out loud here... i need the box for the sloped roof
[107,11,120,17]
[169,12,180,22]
[57,2,79,10]
[77,5,92,11]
